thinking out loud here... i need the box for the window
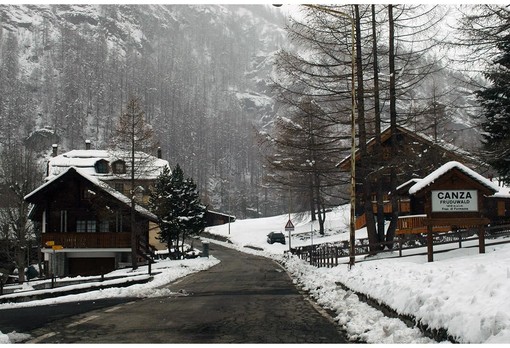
[99,221,110,233]
[112,160,126,174]
[60,210,67,232]
[498,200,506,217]
[76,220,97,233]
[116,212,123,233]
[94,159,109,174]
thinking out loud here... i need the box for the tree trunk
[309,178,317,221]
[386,4,399,247]
[131,104,138,270]
[372,5,386,241]
[363,177,379,253]
[354,5,378,252]
[15,247,26,285]
[314,173,325,235]
[376,177,385,242]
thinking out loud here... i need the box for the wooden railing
[369,200,411,214]
[397,215,451,235]
[356,200,411,230]
[41,232,131,249]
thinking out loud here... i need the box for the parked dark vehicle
[267,232,286,245]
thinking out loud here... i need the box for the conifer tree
[149,164,206,258]
[476,36,510,183]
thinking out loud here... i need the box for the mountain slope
[0,4,286,217]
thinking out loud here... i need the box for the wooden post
[479,225,485,254]
[427,224,434,262]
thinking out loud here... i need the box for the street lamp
[303,5,357,268]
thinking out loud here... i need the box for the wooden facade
[338,125,490,219]
[395,162,510,242]
[404,162,498,261]
[25,167,157,277]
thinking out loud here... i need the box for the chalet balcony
[355,200,412,230]
[397,215,451,235]
[371,200,411,214]
[41,232,131,249]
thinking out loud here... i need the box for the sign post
[410,163,497,262]
[285,219,294,251]
[50,244,63,284]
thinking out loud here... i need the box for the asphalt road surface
[0,298,136,333]
[23,243,348,343]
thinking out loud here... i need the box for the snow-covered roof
[338,125,484,170]
[47,149,169,180]
[489,181,510,199]
[396,178,422,192]
[25,167,157,221]
[408,161,499,195]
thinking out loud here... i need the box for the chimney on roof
[85,139,91,150]
[52,144,58,157]
[157,147,162,159]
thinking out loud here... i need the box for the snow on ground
[205,205,510,343]
[0,256,219,343]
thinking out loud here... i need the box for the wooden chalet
[46,143,170,252]
[396,161,510,236]
[25,167,158,277]
[26,142,235,277]
[337,125,491,227]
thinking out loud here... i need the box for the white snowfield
[2,205,510,343]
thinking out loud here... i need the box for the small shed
[408,161,499,261]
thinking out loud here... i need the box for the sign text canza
[431,190,478,212]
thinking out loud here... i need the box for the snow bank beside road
[1,331,31,343]
[334,244,510,343]
[0,256,220,343]
[0,256,220,310]
[281,255,434,343]
[206,206,510,343]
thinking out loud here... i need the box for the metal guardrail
[290,224,510,267]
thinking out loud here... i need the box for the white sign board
[431,190,478,212]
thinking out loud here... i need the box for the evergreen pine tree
[181,175,207,241]
[148,166,177,254]
[477,35,510,183]
[149,164,206,258]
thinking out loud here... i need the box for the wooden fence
[290,224,510,267]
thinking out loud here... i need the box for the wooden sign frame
[411,165,497,262]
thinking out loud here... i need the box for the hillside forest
[0,4,491,219]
